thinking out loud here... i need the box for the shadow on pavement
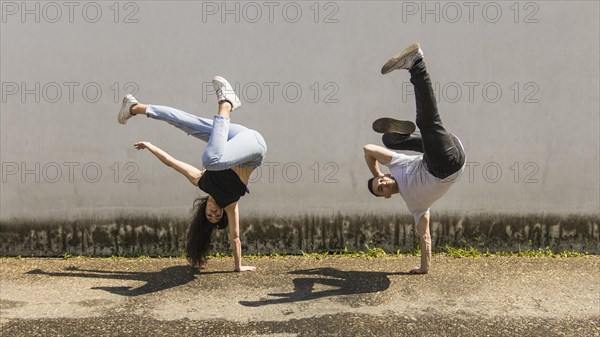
[26,266,229,296]
[239,267,410,307]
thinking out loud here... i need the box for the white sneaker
[381,43,424,74]
[212,76,241,111]
[118,94,139,124]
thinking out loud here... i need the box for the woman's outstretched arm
[134,141,204,185]
[225,202,255,272]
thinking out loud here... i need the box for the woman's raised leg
[125,101,248,142]
[201,78,267,171]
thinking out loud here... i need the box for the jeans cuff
[145,105,157,118]
[213,115,230,122]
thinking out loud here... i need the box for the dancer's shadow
[26,265,229,297]
[239,267,409,307]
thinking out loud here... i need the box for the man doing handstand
[364,43,466,274]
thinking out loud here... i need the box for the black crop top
[198,169,249,208]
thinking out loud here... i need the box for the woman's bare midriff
[231,166,254,186]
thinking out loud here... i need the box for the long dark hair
[186,196,228,268]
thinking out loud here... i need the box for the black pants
[404,59,465,179]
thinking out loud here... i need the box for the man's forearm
[420,235,431,272]
[416,215,431,273]
[365,155,383,177]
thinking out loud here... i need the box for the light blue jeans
[146,105,267,171]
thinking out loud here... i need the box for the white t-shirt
[384,152,463,224]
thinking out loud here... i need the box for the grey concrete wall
[1,1,599,220]
[1,213,598,256]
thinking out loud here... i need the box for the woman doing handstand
[117,76,267,272]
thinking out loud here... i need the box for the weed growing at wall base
[2,247,590,261]
[219,246,590,260]
[443,245,590,258]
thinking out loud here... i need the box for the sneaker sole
[381,43,421,75]
[117,95,131,124]
[372,117,416,134]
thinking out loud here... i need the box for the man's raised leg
[409,58,464,178]
[382,43,464,178]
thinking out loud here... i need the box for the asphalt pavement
[1,256,599,336]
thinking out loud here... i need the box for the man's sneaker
[118,94,139,125]
[212,76,241,111]
[372,117,416,135]
[381,43,423,74]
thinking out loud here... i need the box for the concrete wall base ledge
[1,213,598,257]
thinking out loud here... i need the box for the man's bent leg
[382,132,424,153]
